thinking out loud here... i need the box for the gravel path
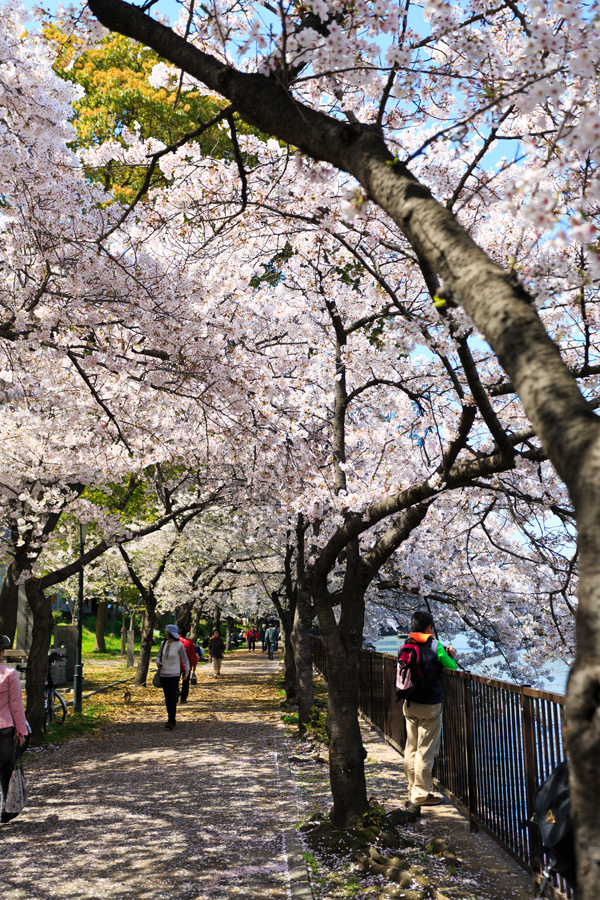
[359,725,535,900]
[0,651,299,900]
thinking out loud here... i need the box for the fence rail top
[363,647,566,705]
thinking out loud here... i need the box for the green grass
[72,619,224,658]
[307,707,327,744]
[77,617,141,657]
[302,851,373,899]
[25,701,109,757]
[47,702,107,745]
[74,617,245,658]
[304,851,327,889]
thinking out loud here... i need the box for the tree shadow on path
[0,653,290,900]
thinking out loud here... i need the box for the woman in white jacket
[157,625,189,730]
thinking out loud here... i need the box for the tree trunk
[566,502,600,899]
[313,574,368,827]
[0,560,20,643]
[135,601,157,686]
[207,606,221,637]
[225,615,234,651]
[190,605,203,643]
[282,625,297,701]
[272,588,298,702]
[176,602,193,634]
[324,652,367,827]
[134,594,156,687]
[94,601,108,652]
[24,579,53,744]
[292,589,314,730]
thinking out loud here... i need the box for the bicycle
[14,657,67,735]
[44,652,67,732]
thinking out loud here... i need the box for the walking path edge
[276,735,315,900]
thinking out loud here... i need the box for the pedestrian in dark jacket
[402,610,456,807]
[208,630,225,678]
[265,623,278,660]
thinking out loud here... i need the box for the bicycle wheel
[52,690,67,725]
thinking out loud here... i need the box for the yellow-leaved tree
[48,28,238,201]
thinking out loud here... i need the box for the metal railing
[310,637,571,900]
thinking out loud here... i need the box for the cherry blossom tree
[120,130,585,829]
[77,0,600,880]
[1,0,598,886]
[0,6,269,734]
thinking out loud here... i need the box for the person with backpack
[398,610,457,808]
[178,628,199,700]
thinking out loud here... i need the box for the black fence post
[463,676,479,833]
[521,690,544,881]
[382,652,388,741]
[369,651,373,722]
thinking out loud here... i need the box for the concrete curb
[276,735,315,900]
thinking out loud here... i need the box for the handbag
[190,672,197,685]
[5,753,27,817]
[152,640,165,687]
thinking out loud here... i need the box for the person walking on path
[157,625,189,729]
[401,609,456,808]
[178,628,199,701]
[0,635,28,823]
[247,627,257,652]
[265,622,278,660]
[208,629,225,677]
[260,623,267,653]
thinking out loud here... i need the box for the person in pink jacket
[0,635,28,823]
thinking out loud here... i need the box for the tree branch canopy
[87,0,600,508]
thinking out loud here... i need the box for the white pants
[403,701,443,804]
